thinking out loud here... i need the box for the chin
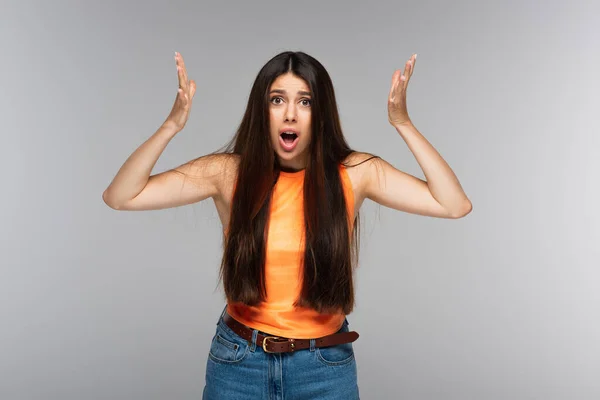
[275,149,309,169]
[275,151,296,164]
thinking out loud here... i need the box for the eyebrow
[269,89,312,96]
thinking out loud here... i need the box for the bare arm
[359,53,471,218]
[102,121,231,211]
[102,51,223,211]
[350,122,471,219]
[102,124,175,209]
[360,154,470,219]
[387,122,471,218]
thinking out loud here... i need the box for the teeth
[280,132,298,142]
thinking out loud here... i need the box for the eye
[270,96,283,105]
[301,98,312,107]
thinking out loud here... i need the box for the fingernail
[415,53,417,59]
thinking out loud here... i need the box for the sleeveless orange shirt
[226,165,355,339]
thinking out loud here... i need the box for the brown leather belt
[223,312,359,353]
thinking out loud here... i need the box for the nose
[284,104,297,122]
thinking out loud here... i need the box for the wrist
[393,120,415,132]
[159,121,181,137]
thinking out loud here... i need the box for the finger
[388,71,397,98]
[402,60,411,88]
[179,53,189,85]
[189,80,196,98]
[389,70,401,100]
[176,57,187,91]
[408,54,416,79]
[175,52,188,90]
[405,54,417,85]
[399,73,407,92]
[177,66,186,90]
[178,88,189,107]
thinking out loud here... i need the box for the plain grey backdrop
[2,0,598,399]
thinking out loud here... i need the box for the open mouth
[278,128,300,151]
[279,131,300,151]
[280,131,298,144]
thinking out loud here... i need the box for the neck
[277,155,308,172]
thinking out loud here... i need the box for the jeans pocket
[208,323,249,365]
[316,342,355,366]
[315,319,355,366]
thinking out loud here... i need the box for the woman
[103,51,471,399]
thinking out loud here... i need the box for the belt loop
[249,329,258,352]
[309,338,316,352]
[218,305,227,325]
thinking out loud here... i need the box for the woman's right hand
[164,52,196,133]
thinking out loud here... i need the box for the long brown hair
[203,51,376,314]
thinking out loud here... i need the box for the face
[268,73,312,170]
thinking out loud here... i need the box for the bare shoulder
[105,153,240,212]
[179,152,239,197]
[342,151,382,207]
[181,152,239,173]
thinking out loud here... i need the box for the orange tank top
[226,164,355,339]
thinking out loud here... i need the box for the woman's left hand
[388,53,417,128]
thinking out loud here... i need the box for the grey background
[1,0,598,399]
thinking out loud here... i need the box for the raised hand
[164,52,197,132]
[388,53,416,128]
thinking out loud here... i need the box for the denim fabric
[202,307,360,399]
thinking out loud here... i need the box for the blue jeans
[202,307,360,399]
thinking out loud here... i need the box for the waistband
[221,309,359,354]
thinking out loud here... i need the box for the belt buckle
[262,336,281,353]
